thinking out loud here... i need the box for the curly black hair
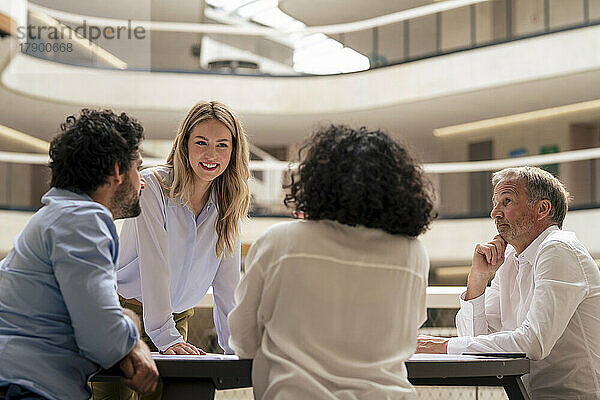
[284,125,436,237]
[49,109,144,194]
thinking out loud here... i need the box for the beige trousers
[91,299,194,400]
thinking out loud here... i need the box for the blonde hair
[160,101,250,257]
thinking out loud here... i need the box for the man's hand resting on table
[162,342,206,355]
[119,339,159,394]
[416,334,449,354]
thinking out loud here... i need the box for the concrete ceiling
[28,0,154,21]
[30,0,433,25]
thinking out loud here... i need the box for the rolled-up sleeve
[212,235,241,354]
[50,209,139,369]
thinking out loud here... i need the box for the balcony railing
[3,147,600,218]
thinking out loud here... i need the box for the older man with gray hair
[417,166,600,399]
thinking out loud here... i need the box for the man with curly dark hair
[0,109,158,400]
[229,125,436,399]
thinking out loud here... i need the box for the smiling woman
[91,101,251,400]
[187,119,233,204]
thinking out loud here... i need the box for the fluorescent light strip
[29,0,490,36]
[434,99,600,137]
[0,124,49,153]
[30,10,128,69]
[0,151,48,164]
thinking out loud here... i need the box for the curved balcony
[3,24,600,151]
[13,0,600,75]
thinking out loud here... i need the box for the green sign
[540,145,559,176]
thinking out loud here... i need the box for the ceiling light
[0,124,49,153]
[433,99,600,137]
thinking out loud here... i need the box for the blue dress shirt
[0,188,139,400]
[116,167,239,353]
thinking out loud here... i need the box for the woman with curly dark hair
[229,125,436,400]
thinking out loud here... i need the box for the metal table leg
[162,379,216,400]
[503,376,530,400]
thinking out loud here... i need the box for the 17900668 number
[19,42,73,53]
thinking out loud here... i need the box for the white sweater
[229,219,429,400]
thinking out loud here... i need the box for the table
[94,353,530,400]
[408,354,529,399]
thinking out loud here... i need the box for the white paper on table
[151,352,240,361]
[409,354,491,361]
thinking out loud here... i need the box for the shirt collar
[517,225,560,265]
[42,187,93,203]
[207,189,216,208]
[167,186,217,212]
[41,187,112,216]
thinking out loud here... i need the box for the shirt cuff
[447,336,473,355]
[148,325,184,352]
[101,315,140,369]
[124,314,141,344]
[459,290,486,318]
[222,341,235,355]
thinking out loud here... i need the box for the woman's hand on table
[162,342,206,355]
[416,334,449,354]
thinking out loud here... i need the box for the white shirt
[447,226,600,399]
[117,167,239,353]
[228,220,429,400]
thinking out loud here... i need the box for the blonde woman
[116,100,250,356]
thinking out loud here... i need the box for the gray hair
[492,166,570,228]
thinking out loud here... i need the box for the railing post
[470,4,476,47]
[544,0,550,32]
[436,12,442,53]
[591,158,596,205]
[506,0,512,40]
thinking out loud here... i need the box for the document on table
[409,354,506,361]
[151,352,240,361]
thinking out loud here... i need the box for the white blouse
[229,219,429,400]
[116,167,239,353]
[448,226,600,399]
